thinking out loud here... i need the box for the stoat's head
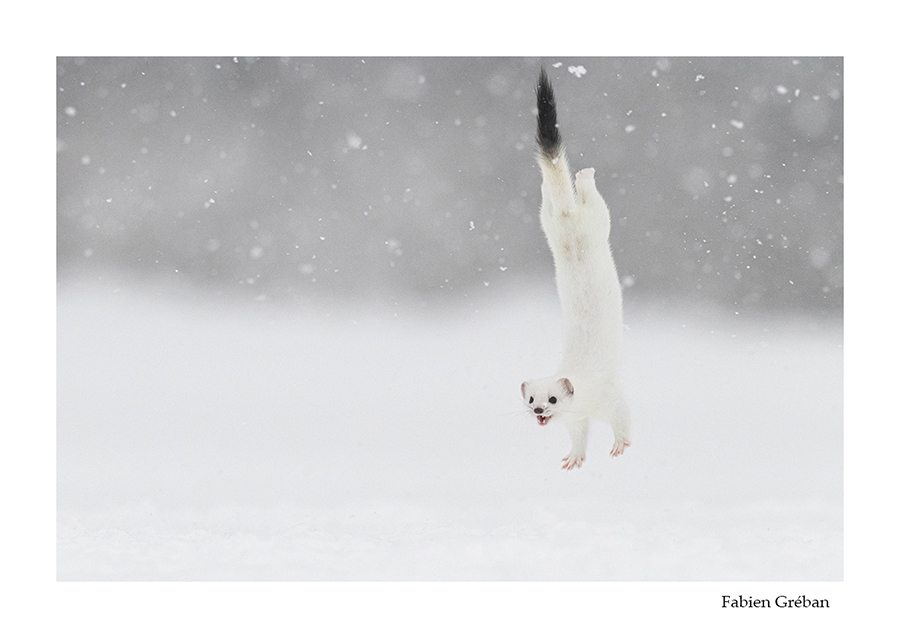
[520,377,574,426]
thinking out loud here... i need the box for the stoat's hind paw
[610,439,630,458]
[575,167,600,204]
[561,452,585,471]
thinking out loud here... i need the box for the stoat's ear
[520,381,529,399]
[559,377,574,397]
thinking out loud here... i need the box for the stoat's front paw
[561,452,585,471]
[609,439,630,458]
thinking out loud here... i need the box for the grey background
[57,57,842,312]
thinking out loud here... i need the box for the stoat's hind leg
[575,167,595,185]
[575,166,611,240]
[575,168,599,203]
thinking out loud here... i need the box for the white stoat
[520,68,631,471]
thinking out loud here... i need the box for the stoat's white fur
[521,69,631,470]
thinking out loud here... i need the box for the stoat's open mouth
[537,415,551,426]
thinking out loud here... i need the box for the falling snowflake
[385,238,403,257]
[346,132,364,149]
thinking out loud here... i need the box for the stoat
[521,68,631,471]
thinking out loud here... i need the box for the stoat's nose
[534,407,544,414]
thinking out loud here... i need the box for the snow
[57,279,842,581]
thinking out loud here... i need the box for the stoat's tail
[536,67,562,159]
[535,68,575,212]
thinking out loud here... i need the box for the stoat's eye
[549,396,557,404]
[529,396,534,404]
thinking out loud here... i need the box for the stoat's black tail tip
[536,67,561,157]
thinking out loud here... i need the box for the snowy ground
[57,277,842,581]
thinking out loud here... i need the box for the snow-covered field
[57,278,842,581]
